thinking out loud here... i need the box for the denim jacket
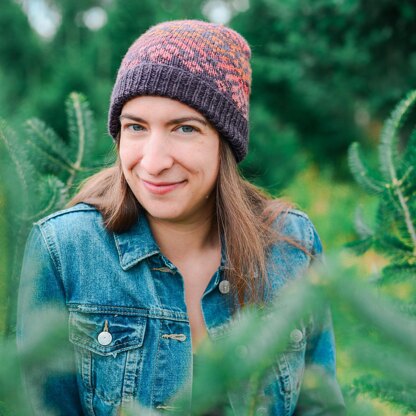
[17,203,345,416]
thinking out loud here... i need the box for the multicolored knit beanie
[108,19,252,162]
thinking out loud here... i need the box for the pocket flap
[69,312,147,356]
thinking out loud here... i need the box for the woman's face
[119,96,220,225]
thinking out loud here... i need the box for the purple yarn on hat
[108,20,252,162]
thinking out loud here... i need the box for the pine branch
[379,90,416,255]
[23,177,66,221]
[24,118,74,173]
[403,124,416,167]
[65,92,88,191]
[345,237,373,255]
[380,264,416,285]
[379,89,416,182]
[350,341,416,388]
[389,176,416,257]
[400,303,416,317]
[354,206,374,239]
[375,235,414,263]
[0,120,33,214]
[353,377,416,412]
[321,256,416,357]
[348,142,384,194]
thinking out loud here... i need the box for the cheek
[189,157,218,186]
[119,141,141,171]
[210,163,220,188]
[203,151,220,188]
[210,141,220,175]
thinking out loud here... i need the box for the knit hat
[108,20,252,162]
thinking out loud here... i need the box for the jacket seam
[35,203,98,226]
[37,223,66,292]
[68,305,189,322]
[286,209,317,256]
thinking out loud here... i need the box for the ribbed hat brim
[108,63,248,162]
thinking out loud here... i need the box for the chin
[137,196,211,224]
[141,204,186,222]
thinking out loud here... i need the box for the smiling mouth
[141,179,186,195]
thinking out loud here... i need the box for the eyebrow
[119,113,208,126]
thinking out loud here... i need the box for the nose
[140,131,174,176]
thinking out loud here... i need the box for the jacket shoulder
[274,208,322,255]
[34,203,105,234]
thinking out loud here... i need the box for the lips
[141,179,186,195]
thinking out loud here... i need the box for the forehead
[121,96,205,118]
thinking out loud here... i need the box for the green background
[1,1,416,414]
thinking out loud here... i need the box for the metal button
[98,320,112,346]
[98,331,112,346]
[290,328,303,343]
[219,280,230,294]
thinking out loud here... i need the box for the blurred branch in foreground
[2,253,414,415]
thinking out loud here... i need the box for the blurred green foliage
[235,0,416,175]
[0,92,104,336]
[1,0,416,414]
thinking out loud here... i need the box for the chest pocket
[69,311,147,408]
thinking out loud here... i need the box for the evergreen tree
[231,0,416,175]
[0,92,104,335]
[348,90,416,414]
[0,0,44,118]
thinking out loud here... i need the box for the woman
[18,20,345,415]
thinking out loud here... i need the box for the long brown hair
[68,140,293,305]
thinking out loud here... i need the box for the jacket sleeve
[294,225,346,416]
[17,224,83,416]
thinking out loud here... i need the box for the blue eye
[178,125,196,133]
[128,124,144,132]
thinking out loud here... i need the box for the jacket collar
[113,213,160,271]
[113,212,227,272]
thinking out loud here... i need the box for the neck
[147,213,220,263]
